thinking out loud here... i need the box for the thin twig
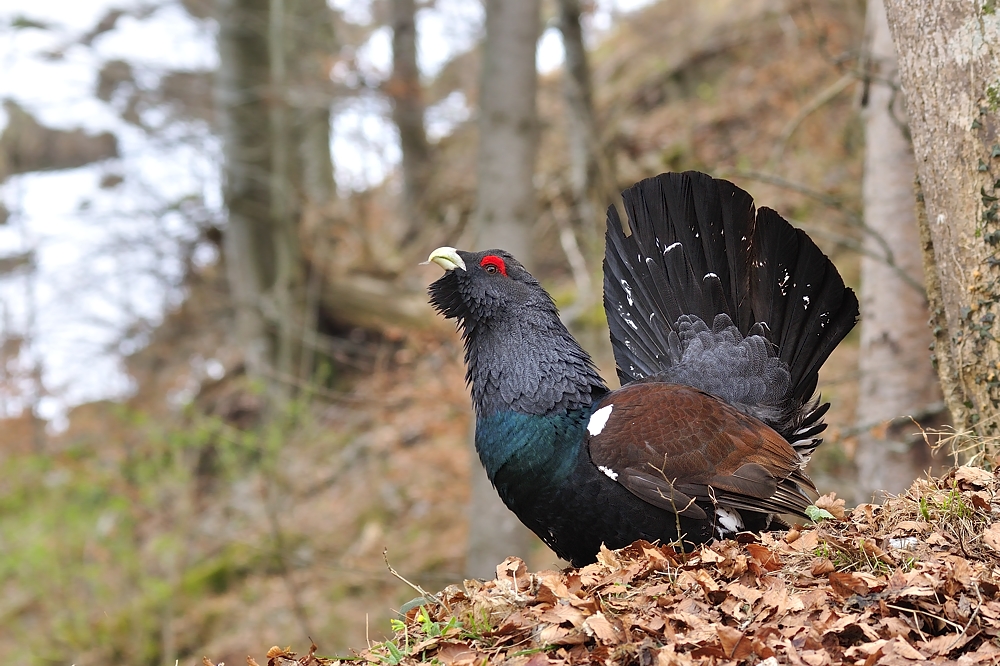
[770,72,856,166]
[383,548,450,613]
[885,603,965,633]
[946,584,984,652]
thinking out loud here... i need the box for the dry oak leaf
[496,556,531,593]
[983,523,1000,552]
[434,642,486,666]
[828,571,869,597]
[926,531,951,546]
[919,631,973,656]
[798,649,830,666]
[716,625,754,660]
[582,611,621,644]
[879,636,927,662]
[787,529,821,552]
[535,603,587,628]
[745,543,783,571]
[954,465,993,489]
[535,570,570,603]
[726,581,764,604]
[810,558,835,576]
[892,520,929,534]
[814,492,846,519]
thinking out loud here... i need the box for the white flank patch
[715,507,744,534]
[598,465,618,481]
[587,404,614,436]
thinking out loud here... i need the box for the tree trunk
[465,0,542,579]
[473,0,540,262]
[267,0,306,393]
[217,0,335,400]
[388,0,431,243]
[557,0,597,230]
[852,0,944,503]
[883,1,1000,443]
[556,0,614,238]
[285,0,336,382]
[217,0,283,389]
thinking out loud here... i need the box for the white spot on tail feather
[598,465,618,481]
[620,280,633,305]
[665,241,682,252]
[588,404,614,436]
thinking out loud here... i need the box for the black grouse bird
[427,171,858,567]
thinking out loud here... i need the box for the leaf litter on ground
[225,467,1000,665]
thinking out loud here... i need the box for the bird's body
[428,171,858,567]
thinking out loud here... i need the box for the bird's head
[426,246,556,328]
[426,246,607,416]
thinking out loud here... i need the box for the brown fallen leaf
[434,641,486,666]
[535,570,570,603]
[954,465,993,489]
[810,558,835,576]
[814,492,846,519]
[799,649,830,666]
[583,611,621,644]
[881,635,927,661]
[927,531,951,546]
[828,571,869,597]
[746,543,783,571]
[983,523,1000,552]
[716,625,754,660]
[496,556,530,593]
[535,603,587,628]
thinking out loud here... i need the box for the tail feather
[603,171,858,440]
[751,209,858,405]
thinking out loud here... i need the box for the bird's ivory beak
[425,247,466,271]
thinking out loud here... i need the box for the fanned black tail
[603,171,858,448]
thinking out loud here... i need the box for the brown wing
[586,382,817,520]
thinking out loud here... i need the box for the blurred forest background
[0,0,949,663]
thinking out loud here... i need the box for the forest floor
[239,467,1000,666]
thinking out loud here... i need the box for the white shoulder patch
[587,404,614,436]
[597,465,618,481]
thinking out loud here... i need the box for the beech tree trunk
[388,0,431,243]
[556,0,600,233]
[852,0,944,503]
[883,1,1000,442]
[218,0,284,390]
[217,0,335,400]
[466,0,542,579]
[473,0,540,262]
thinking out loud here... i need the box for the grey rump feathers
[428,249,608,418]
[654,313,791,425]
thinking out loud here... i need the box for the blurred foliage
[1,406,269,663]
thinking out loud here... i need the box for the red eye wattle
[480,255,508,276]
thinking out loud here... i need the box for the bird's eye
[480,255,508,276]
